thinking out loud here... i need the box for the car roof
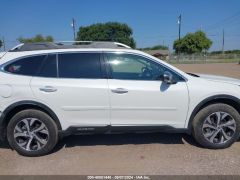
[10,42,132,52]
[0,48,141,64]
[0,41,135,64]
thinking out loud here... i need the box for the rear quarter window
[4,55,46,76]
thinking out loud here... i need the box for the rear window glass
[37,54,57,78]
[58,53,102,79]
[4,55,46,76]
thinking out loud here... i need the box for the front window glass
[106,53,182,81]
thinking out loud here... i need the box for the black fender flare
[0,100,62,140]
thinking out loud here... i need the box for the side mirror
[162,71,177,85]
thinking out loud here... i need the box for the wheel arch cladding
[0,100,62,140]
[187,94,240,133]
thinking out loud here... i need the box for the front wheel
[192,103,240,149]
[7,109,58,156]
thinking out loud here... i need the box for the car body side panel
[30,77,110,130]
[184,77,240,128]
[0,72,33,113]
[108,79,189,128]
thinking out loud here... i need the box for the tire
[192,103,240,149]
[7,109,58,156]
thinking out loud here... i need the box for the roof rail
[114,42,131,49]
[56,41,93,44]
[9,41,132,52]
[56,41,131,49]
[10,43,24,51]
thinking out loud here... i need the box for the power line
[206,11,240,31]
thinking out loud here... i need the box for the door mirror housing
[162,71,177,85]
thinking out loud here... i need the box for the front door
[105,52,189,129]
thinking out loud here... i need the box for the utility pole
[71,18,76,40]
[178,14,182,40]
[222,29,225,54]
[2,37,6,51]
[177,14,182,62]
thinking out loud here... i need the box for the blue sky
[0,0,240,51]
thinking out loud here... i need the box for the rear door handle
[39,86,57,92]
[111,88,128,94]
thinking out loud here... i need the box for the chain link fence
[167,53,240,64]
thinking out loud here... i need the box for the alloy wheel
[202,112,236,144]
[13,118,49,151]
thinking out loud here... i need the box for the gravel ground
[0,63,240,175]
[175,62,240,79]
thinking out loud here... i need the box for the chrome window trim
[0,50,188,81]
[0,51,103,79]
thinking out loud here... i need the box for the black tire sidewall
[7,109,58,157]
[193,103,240,149]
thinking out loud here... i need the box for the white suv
[0,42,239,156]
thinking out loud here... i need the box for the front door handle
[39,86,57,93]
[111,88,128,94]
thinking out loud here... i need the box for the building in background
[144,49,169,60]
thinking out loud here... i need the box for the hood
[195,73,240,85]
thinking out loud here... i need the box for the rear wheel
[192,103,240,149]
[7,109,58,156]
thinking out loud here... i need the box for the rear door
[30,52,110,130]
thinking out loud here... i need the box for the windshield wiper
[186,72,200,77]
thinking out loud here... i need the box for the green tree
[18,34,54,43]
[0,40,2,48]
[76,22,136,48]
[173,31,212,54]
